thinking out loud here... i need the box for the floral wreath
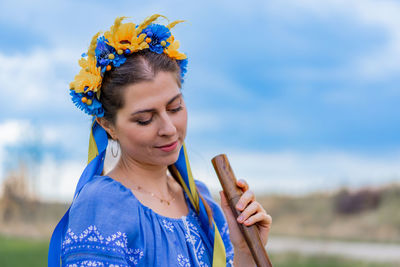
[69,14,188,117]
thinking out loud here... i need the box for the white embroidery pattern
[177,254,191,267]
[226,250,234,267]
[63,225,144,266]
[66,260,104,267]
[221,222,229,238]
[220,222,234,266]
[182,216,209,267]
[126,248,144,265]
[162,219,175,232]
[66,262,127,267]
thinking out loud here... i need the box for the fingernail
[236,203,243,210]
[237,215,244,222]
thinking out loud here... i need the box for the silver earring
[111,139,119,158]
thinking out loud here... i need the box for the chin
[150,149,180,167]
[165,150,181,166]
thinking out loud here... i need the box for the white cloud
[0,119,30,146]
[0,46,78,112]
[0,119,32,178]
[0,118,90,180]
[187,148,400,196]
[30,148,400,201]
[351,1,400,80]
[36,157,86,202]
[280,0,400,80]
[2,123,399,201]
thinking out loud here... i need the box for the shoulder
[194,179,218,208]
[71,175,133,212]
[193,179,223,220]
[62,176,143,265]
[67,175,139,235]
[194,179,212,197]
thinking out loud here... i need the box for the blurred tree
[1,122,66,199]
[334,188,381,214]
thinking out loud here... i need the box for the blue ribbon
[48,118,108,266]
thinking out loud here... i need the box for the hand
[219,179,272,254]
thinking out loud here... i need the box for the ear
[96,117,117,140]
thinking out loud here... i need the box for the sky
[0,0,399,201]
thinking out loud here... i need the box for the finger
[236,179,249,191]
[243,212,272,227]
[235,190,255,211]
[236,201,261,223]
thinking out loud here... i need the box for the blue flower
[70,90,104,117]
[95,36,127,73]
[95,36,113,67]
[112,54,126,67]
[176,58,188,83]
[142,24,171,54]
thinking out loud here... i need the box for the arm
[194,179,271,266]
[219,179,272,267]
[234,248,256,267]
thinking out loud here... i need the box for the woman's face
[110,71,187,167]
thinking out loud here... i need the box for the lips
[156,140,178,148]
[156,140,179,152]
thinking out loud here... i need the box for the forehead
[122,71,181,110]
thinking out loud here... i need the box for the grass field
[0,235,48,267]
[270,252,398,267]
[255,183,400,244]
[0,235,398,267]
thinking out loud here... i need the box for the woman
[49,14,272,267]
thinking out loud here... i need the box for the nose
[158,112,177,137]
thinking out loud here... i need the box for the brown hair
[100,49,182,126]
[99,49,214,226]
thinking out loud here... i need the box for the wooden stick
[212,154,273,267]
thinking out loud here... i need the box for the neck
[108,151,172,198]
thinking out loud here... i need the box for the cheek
[176,109,188,134]
[118,122,156,147]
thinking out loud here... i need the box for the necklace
[130,176,176,206]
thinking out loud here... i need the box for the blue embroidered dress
[61,175,234,266]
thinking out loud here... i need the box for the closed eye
[135,104,183,126]
[136,118,152,126]
[169,106,183,113]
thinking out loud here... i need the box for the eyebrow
[130,93,182,116]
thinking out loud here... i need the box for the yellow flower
[164,38,187,60]
[70,57,102,94]
[104,17,150,53]
[78,56,100,75]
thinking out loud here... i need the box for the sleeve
[61,178,143,267]
[195,179,235,267]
